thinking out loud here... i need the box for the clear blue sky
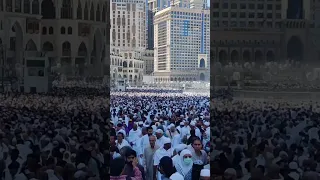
[207,0,210,7]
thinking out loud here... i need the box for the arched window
[60,27,66,34]
[23,0,30,13]
[49,27,53,34]
[41,0,55,19]
[84,2,88,20]
[90,3,94,21]
[6,0,12,12]
[96,5,101,21]
[15,0,22,12]
[25,40,37,51]
[77,0,82,19]
[199,58,205,68]
[61,0,72,19]
[42,27,47,34]
[62,41,71,56]
[123,61,127,67]
[42,42,54,51]
[77,42,87,56]
[67,27,72,34]
[32,0,39,14]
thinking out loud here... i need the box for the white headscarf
[174,149,193,177]
[169,172,184,180]
[63,151,72,164]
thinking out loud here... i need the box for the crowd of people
[125,88,183,93]
[0,88,109,180]
[110,91,210,180]
[211,97,320,180]
[214,60,320,92]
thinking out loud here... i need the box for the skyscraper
[110,0,146,51]
[153,6,210,82]
[147,10,154,50]
[110,0,146,85]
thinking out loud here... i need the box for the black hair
[110,145,119,153]
[117,132,124,138]
[257,165,265,174]
[110,157,126,176]
[159,156,176,178]
[192,137,202,144]
[46,157,55,166]
[125,149,137,158]
[190,129,196,136]
[11,149,19,160]
[8,161,20,170]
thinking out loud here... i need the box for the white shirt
[154,148,172,180]
[116,139,130,150]
[171,133,181,149]
[117,129,126,137]
[140,134,151,155]
[180,126,190,139]
[128,129,141,144]
[155,136,166,148]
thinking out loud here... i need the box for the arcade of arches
[154,77,198,82]
[215,49,276,65]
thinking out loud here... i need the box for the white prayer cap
[59,148,65,153]
[53,141,59,146]
[190,121,196,126]
[156,129,164,134]
[225,168,237,176]
[289,162,298,170]
[279,151,288,157]
[138,121,143,125]
[69,140,76,146]
[167,124,174,129]
[175,144,187,153]
[200,169,210,177]
[74,170,86,179]
[180,122,184,125]
[169,173,184,180]
[77,163,86,169]
[204,122,210,126]
[163,137,171,144]
[288,172,299,180]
